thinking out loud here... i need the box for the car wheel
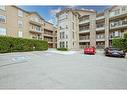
[122,56,125,58]
[105,53,107,56]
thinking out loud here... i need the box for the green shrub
[124,33,127,39]
[57,48,68,51]
[112,38,127,51]
[0,36,48,53]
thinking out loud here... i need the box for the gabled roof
[56,8,96,17]
[12,5,30,13]
[29,12,44,20]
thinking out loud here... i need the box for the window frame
[18,30,23,37]
[0,15,6,23]
[18,20,23,28]
[18,10,23,17]
[0,27,6,35]
[0,6,5,11]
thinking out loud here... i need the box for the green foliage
[57,48,68,51]
[112,38,127,51]
[124,33,127,39]
[0,36,48,53]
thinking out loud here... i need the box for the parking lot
[0,49,127,89]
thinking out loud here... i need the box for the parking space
[0,50,127,89]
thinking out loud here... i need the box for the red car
[84,47,95,55]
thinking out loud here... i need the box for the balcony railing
[79,45,90,48]
[29,19,42,26]
[79,36,90,42]
[44,32,53,35]
[44,39,53,42]
[108,35,122,40]
[29,28,42,33]
[79,28,90,33]
[96,24,105,31]
[96,16,105,20]
[110,20,127,29]
[96,45,105,49]
[79,36,90,40]
[96,38,105,41]
[79,19,90,24]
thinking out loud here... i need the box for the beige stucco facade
[57,6,127,50]
[0,5,57,48]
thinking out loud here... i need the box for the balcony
[79,19,90,25]
[110,20,127,29]
[96,16,105,20]
[29,19,42,26]
[79,45,90,48]
[96,38,105,41]
[44,39,53,43]
[29,28,42,33]
[96,24,105,31]
[44,32,53,37]
[108,35,122,40]
[110,8,127,18]
[96,35,105,41]
[96,45,105,49]
[79,29,90,34]
[79,36,90,42]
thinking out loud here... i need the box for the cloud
[80,8,95,12]
[48,14,57,26]
[48,7,62,26]
[50,7,61,15]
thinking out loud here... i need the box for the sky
[19,6,110,26]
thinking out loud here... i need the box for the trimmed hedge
[0,36,48,53]
[57,48,68,51]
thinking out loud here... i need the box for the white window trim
[0,6,5,11]
[0,15,6,23]
[18,31,23,37]
[18,20,23,28]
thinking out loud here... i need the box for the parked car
[84,47,95,55]
[104,47,126,58]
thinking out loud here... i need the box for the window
[35,17,41,23]
[66,41,68,48]
[60,32,65,39]
[18,31,23,37]
[73,32,74,39]
[0,6,5,11]
[0,15,6,23]
[35,26,41,32]
[18,10,23,17]
[73,15,75,21]
[73,42,74,46]
[66,35,68,39]
[122,7,126,12]
[114,9,120,15]
[72,22,74,30]
[62,42,65,48]
[66,14,68,19]
[0,27,6,35]
[60,42,65,48]
[66,25,68,29]
[18,20,23,28]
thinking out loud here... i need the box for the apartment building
[56,6,127,50]
[0,5,57,48]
